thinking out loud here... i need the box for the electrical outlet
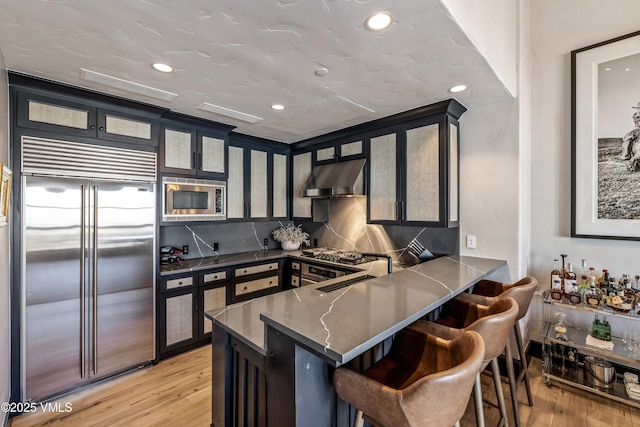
[466,235,477,249]
[213,242,219,252]
[182,245,189,254]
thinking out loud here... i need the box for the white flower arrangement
[272,223,310,246]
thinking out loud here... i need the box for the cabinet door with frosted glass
[402,118,459,228]
[403,121,442,225]
[227,145,246,220]
[272,152,289,219]
[248,148,269,220]
[367,129,401,224]
[160,126,197,175]
[197,131,228,179]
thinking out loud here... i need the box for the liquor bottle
[550,259,563,300]
[560,254,568,277]
[579,259,589,285]
[564,262,580,304]
[598,269,609,290]
[586,267,597,286]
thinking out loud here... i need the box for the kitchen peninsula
[206,255,508,427]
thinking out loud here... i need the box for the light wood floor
[9,345,640,427]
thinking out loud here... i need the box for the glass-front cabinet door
[199,134,226,177]
[404,122,440,224]
[162,127,195,173]
[272,152,289,219]
[368,130,399,223]
[227,145,245,220]
[249,148,268,219]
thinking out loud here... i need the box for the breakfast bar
[206,255,508,427]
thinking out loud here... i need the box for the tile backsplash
[160,198,458,263]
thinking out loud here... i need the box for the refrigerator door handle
[80,185,86,379]
[92,185,99,375]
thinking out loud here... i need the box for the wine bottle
[160,246,183,255]
[564,262,580,304]
[550,259,563,301]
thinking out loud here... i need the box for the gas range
[301,247,379,265]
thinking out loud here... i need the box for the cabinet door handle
[192,152,196,169]
[194,294,198,311]
[98,126,104,132]
[198,152,202,169]
[89,125,96,130]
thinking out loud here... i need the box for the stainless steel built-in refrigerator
[21,138,156,401]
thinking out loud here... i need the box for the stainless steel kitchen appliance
[162,176,225,222]
[301,247,378,265]
[21,136,156,401]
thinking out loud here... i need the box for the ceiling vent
[197,102,263,124]
[80,68,178,101]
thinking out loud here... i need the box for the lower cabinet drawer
[235,262,279,277]
[235,275,279,296]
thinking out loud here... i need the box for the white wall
[530,0,640,284]
[441,0,518,96]
[459,97,521,278]
[0,53,10,423]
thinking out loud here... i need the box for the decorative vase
[280,240,300,251]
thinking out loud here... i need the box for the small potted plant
[272,223,310,251]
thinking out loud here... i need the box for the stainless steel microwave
[162,176,226,221]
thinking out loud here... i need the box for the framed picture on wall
[0,163,12,227]
[572,30,640,240]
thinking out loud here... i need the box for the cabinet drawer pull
[244,286,248,290]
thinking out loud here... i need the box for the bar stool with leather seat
[454,277,538,425]
[333,329,485,427]
[406,297,518,427]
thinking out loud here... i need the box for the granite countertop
[160,248,395,277]
[159,249,302,275]
[205,255,507,365]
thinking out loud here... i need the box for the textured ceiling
[0,0,511,143]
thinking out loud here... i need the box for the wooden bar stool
[455,276,538,426]
[407,297,518,427]
[333,329,485,427]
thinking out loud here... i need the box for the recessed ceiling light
[152,62,174,73]
[365,12,393,31]
[449,84,468,93]
[271,104,285,111]
[604,67,612,71]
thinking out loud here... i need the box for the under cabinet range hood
[304,158,366,198]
